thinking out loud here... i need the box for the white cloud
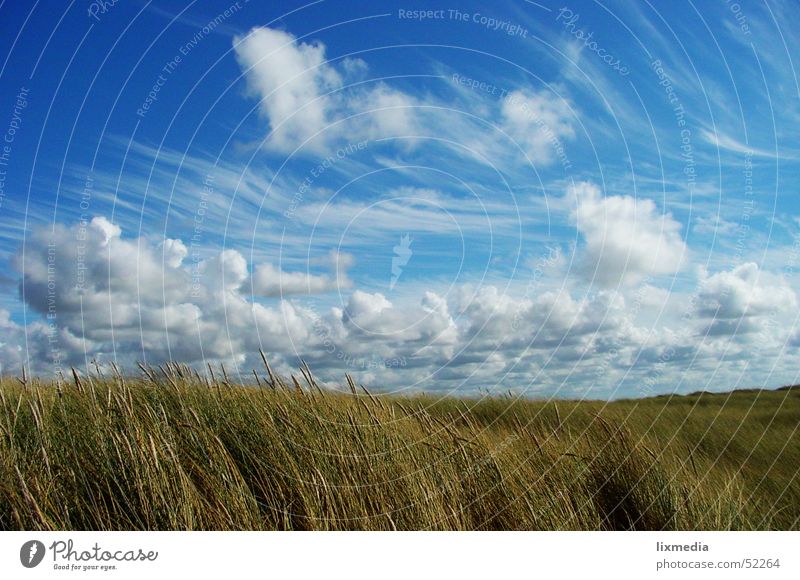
[699,128,780,159]
[693,215,738,236]
[4,216,799,397]
[10,217,345,370]
[91,216,121,246]
[5,216,617,388]
[697,262,797,335]
[234,27,341,152]
[233,26,416,153]
[249,250,353,297]
[571,182,687,286]
[250,263,343,297]
[0,309,25,373]
[160,239,188,268]
[500,89,575,166]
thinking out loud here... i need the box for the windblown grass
[1,362,797,530]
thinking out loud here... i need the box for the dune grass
[1,362,798,530]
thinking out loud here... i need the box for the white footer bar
[2,531,797,579]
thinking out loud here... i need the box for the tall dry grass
[1,361,797,530]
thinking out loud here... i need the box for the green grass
[1,362,798,530]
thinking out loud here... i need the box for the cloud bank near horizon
[2,2,799,397]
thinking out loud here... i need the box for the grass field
[1,362,798,530]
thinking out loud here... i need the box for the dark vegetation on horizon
[1,360,798,531]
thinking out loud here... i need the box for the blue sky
[0,0,799,398]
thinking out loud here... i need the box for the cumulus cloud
[570,182,687,286]
[2,216,634,391]
[160,239,188,268]
[697,262,797,335]
[248,250,353,297]
[4,215,798,397]
[341,290,458,346]
[8,217,348,372]
[234,26,416,153]
[252,265,340,297]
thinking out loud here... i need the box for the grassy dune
[1,363,798,530]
